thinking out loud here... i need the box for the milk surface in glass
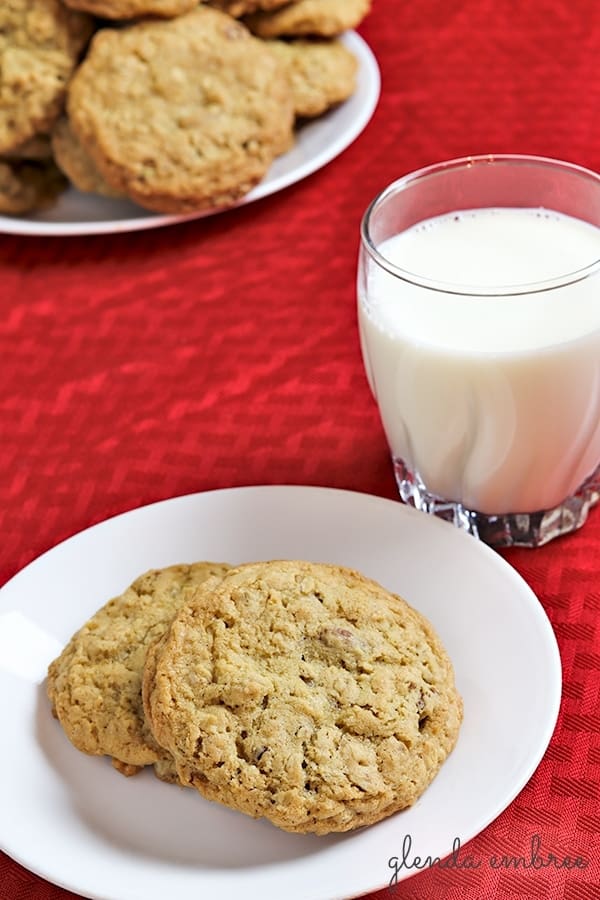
[358,208,600,515]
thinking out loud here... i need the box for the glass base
[393,459,600,548]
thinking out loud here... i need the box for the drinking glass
[357,154,600,547]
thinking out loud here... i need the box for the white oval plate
[0,32,379,237]
[0,486,561,900]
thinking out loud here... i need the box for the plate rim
[0,31,380,238]
[0,485,562,900]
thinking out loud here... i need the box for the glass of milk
[358,155,600,547]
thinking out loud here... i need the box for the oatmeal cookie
[67,8,294,214]
[267,38,358,118]
[52,117,123,198]
[62,0,198,22]
[0,0,93,154]
[141,633,181,783]
[244,0,371,38]
[0,158,66,213]
[2,133,53,160]
[207,0,289,17]
[145,560,463,834]
[47,562,230,777]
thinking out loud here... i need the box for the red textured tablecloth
[2,1,600,898]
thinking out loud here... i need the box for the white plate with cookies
[0,485,561,899]
[0,30,379,237]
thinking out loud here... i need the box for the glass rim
[360,153,600,297]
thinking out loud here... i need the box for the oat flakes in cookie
[267,38,358,118]
[62,0,198,22]
[145,560,463,834]
[0,0,93,154]
[66,8,295,214]
[243,0,371,38]
[47,562,230,780]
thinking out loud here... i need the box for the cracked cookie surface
[145,560,463,833]
[47,562,230,777]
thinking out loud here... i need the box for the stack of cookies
[0,0,371,216]
[48,558,463,834]
[0,0,92,214]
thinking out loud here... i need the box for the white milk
[358,208,600,514]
